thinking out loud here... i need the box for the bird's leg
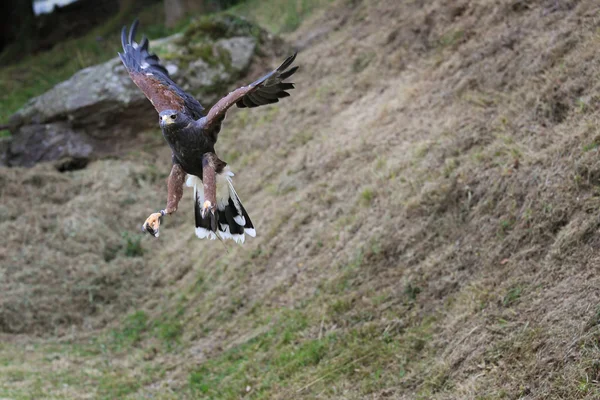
[143,163,185,237]
[201,153,218,219]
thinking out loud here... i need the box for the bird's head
[159,110,189,129]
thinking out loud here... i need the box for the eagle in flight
[118,20,298,243]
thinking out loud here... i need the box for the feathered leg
[143,162,185,237]
[201,153,218,227]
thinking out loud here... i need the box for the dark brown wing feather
[203,53,298,130]
[118,20,204,119]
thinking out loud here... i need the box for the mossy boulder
[157,13,282,105]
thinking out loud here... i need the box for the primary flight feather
[118,19,298,243]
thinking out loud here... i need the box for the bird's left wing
[118,20,204,120]
[202,53,298,131]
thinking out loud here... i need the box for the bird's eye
[171,114,177,120]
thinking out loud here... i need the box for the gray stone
[10,59,143,130]
[169,36,257,105]
[217,36,257,72]
[7,123,96,167]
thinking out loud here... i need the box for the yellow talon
[201,200,214,218]
[142,212,163,237]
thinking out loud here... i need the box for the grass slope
[2,0,600,399]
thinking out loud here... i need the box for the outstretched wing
[118,20,204,120]
[202,53,298,130]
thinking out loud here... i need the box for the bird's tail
[186,168,256,243]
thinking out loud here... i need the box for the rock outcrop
[7,122,96,167]
[4,14,284,168]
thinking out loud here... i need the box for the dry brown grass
[2,0,600,398]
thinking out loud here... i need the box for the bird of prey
[118,20,298,243]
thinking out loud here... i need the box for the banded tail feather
[186,168,256,243]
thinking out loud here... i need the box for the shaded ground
[2,0,600,399]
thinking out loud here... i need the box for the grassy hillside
[2,0,600,399]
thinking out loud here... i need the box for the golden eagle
[118,20,298,243]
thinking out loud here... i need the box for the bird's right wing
[118,20,204,120]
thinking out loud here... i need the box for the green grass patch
[122,232,144,257]
[121,311,149,342]
[497,218,514,237]
[360,188,375,205]
[502,285,522,307]
[109,310,149,349]
[0,340,159,399]
[184,245,438,399]
[97,373,142,399]
[583,138,600,152]
[187,306,436,399]
[155,317,184,347]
